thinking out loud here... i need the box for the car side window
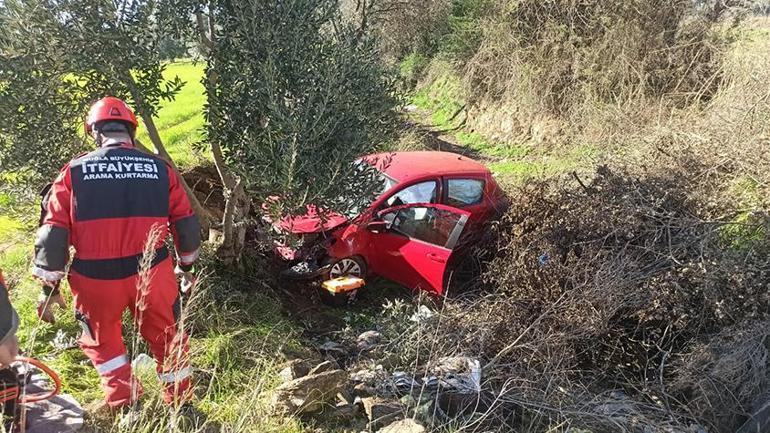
[446,179,484,207]
[385,181,437,208]
[382,206,464,248]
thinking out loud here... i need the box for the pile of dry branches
[434,157,768,431]
[371,152,768,431]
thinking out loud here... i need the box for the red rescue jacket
[33,143,201,281]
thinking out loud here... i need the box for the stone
[378,419,426,433]
[278,359,311,383]
[354,383,377,398]
[356,331,382,351]
[272,369,347,414]
[308,360,338,376]
[350,365,388,385]
[361,397,404,430]
[319,341,347,356]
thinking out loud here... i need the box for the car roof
[364,151,490,183]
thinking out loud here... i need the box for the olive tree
[196,0,399,262]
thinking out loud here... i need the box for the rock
[357,331,382,351]
[350,365,389,385]
[308,360,338,376]
[354,383,377,398]
[378,418,426,433]
[361,397,404,430]
[432,356,478,377]
[278,359,312,382]
[333,402,359,421]
[319,341,347,356]
[272,369,347,414]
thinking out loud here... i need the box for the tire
[328,256,367,279]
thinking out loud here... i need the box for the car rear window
[446,179,484,207]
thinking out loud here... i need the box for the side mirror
[366,220,388,233]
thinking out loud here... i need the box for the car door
[367,204,470,295]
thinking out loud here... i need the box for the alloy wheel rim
[329,259,362,278]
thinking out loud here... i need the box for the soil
[182,165,225,222]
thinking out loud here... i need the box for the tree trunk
[121,70,213,233]
[139,114,213,234]
[217,177,250,265]
[197,7,251,265]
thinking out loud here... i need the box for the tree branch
[195,11,214,53]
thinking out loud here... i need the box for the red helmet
[84,97,138,135]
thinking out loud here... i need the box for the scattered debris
[409,305,435,323]
[49,330,78,352]
[318,341,347,356]
[391,372,419,395]
[356,331,382,352]
[430,356,482,393]
[131,353,157,372]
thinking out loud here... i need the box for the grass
[411,60,598,183]
[0,221,307,431]
[0,60,311,431]
[136,61,209,169]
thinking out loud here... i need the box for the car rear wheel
[328,256,367,279]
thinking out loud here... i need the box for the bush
[209,0,399,218]
[463,0,731,113]
[398,52,430,90]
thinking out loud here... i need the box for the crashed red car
[277,151,507,295]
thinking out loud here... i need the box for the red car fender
[326,221,370,260]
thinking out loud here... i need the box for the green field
[136,61,208,168]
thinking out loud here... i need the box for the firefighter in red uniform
[32,97,201,412]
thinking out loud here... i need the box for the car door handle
[426,253,446,263]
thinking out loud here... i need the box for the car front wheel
[328,256,367,279]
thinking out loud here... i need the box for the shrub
[208,0,399,218]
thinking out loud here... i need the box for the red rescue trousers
[69,257,191,407]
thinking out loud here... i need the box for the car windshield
[343,161,398,218]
